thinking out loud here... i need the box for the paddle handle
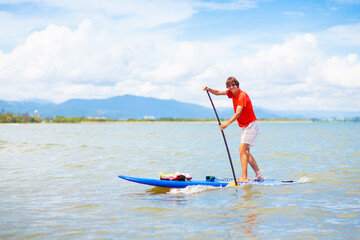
[206,90,238,186]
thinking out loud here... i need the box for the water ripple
[0,122,359,239]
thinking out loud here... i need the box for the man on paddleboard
[203,76,263,182]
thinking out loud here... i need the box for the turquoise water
[0,122,359,239]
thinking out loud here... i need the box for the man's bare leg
[247,147,264,180]
[238,143,249,182]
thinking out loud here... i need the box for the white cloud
[237,34,319,84]
[319,53,360,88]
[1,20,359,112]
[0,1,359,112]
[143,41,210,82]
[319,23,360,47]
[0,20,127,102]
[0,0,195,52]
[194,0,258,10]
[196,33,360,111]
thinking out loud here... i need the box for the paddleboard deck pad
[118,175,295,188]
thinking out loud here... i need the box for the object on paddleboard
[159,171,192,181]
[118,175,295,188]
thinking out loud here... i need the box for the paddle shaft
[206,90,238,186]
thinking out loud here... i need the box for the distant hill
[0,95,215,119]
[55,95,214,119]
[0,95,358,119]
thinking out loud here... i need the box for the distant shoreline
[2,119,351,124]
[1,112,358,124]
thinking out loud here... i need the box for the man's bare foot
[236,177,248,182]
[256,171,264,180]
[256,175,264,180]
[250,172,264,181]
[228,177,248,185]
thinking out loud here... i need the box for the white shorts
[241,121,259,146]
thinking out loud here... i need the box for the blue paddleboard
[118,175,295,188]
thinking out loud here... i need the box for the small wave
[168,185,218,195]
[62,164,87,169]
[62,204,99,212]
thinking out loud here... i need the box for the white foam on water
[167,185,219,195]
[299,176,312,183]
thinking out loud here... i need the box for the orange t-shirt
[226,89,257,127]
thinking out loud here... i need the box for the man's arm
[219,105,243,130]
[203,86,227,95]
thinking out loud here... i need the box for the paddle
[206,90,238,186]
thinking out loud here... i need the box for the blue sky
[0,0,359,112]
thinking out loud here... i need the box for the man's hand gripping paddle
[206,90,238,186]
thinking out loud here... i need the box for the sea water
[0,122,359,239]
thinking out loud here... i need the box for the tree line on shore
[0,112,220,123]
[0,112,42,123]
[1,112,359,123]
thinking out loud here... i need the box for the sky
[0,0,359,111]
